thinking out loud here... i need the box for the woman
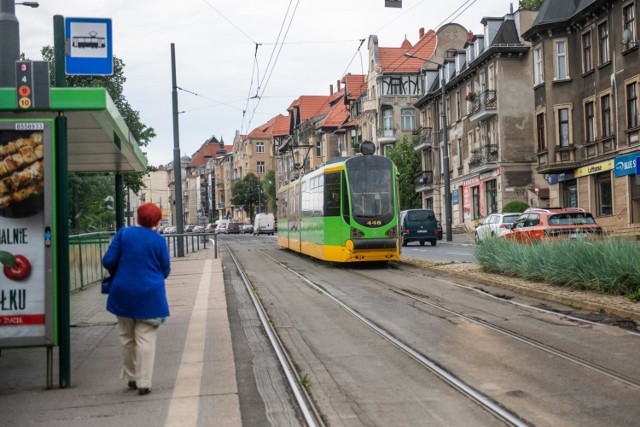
[102,203,171,396]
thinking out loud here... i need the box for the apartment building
[231,116,288,221]
[276,95,330,185]
[274,75,366,196]
[414,8,540,231]
[523,0,640,238]
[352,25,468,156]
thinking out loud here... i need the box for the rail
[69,231,217,293]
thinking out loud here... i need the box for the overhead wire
[244,0,301,134]
[198,0,257,44]
[195,0,481,136]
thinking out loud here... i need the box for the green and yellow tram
[276,144,399,262]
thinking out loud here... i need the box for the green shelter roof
[0,87,147,172]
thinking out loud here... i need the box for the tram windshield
[346,155,395,226]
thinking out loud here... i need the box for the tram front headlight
[345,240,355,252]
[351,227,364,238]
[386,227,397,237]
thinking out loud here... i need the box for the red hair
[137,203,162,228]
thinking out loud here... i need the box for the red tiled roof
[189,141,224,167]
[379,29,437,73]
[288,95,330,122]
[319,99,348,128]
[270,114,289,136]
[342,74,366,100]
[248,114,290,138]
[248,119,272,138]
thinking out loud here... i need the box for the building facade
[523,0,640,237]
[414,8,540,231]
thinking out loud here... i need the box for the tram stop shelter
[0,86,147,389]
[0,87,147,172]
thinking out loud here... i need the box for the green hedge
[502,201,528,213]
[474,237,640,301]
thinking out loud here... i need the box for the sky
[17,0,513,167]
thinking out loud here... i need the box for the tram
[276,141,400,262]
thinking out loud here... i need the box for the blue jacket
[103,226,171,319]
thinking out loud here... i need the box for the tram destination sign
[65,17,113,76]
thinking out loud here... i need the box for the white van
[253,213,275,235]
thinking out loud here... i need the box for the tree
[386,136,421,210]
[231,173,261,219]
[39,46,157,231]
[263,169,276,213]
[519,0,543,11]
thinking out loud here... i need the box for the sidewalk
[1,247,241,427]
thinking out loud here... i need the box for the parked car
[503,207,604,243]
[400,209,439,246]
[215,219,230,234]
[241,224,254,234]
[184,224,195,232]
[474,212,522,243]
[192,225,205,233]
[205,223,216,233]
[226,221,241,234]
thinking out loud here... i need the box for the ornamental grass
[474,237,640,300]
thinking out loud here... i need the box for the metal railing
[69,231,217,293]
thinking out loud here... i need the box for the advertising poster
[0,121,55,347]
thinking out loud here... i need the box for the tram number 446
[366,220,382,226]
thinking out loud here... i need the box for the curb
[399,261,640,323]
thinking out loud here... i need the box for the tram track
[347,266,640,392]
[223,242,325,427]
[246,247,530,427]
[219,238,640,425]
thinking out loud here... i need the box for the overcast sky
[17,0,513,167]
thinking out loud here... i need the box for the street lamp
[0,0,39,87]
[404,52,452,241]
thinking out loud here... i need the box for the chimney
[330,84,334,96]
[337,79,341,91]
[419,27,425,39]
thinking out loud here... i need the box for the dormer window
[455,54,465,73]
[466,44,475,63]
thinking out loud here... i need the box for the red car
[503,207,603,243]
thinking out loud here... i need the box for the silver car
[474,213,522,243]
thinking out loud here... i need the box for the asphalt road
[400,240,476,263]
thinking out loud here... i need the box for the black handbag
[101,276,113,294]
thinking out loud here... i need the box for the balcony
[469,144,499,173]
[377,127,397,144]
[413,127,433,151]
[413,171,434,192]
[537,145,579,174]
[468,89,497,122]
[362,99,377,112]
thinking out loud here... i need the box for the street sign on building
[64,17,113,76]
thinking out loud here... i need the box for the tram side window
[324,172,341,216]
[342,173,350,223]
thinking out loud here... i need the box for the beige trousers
[117,316,159,389]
